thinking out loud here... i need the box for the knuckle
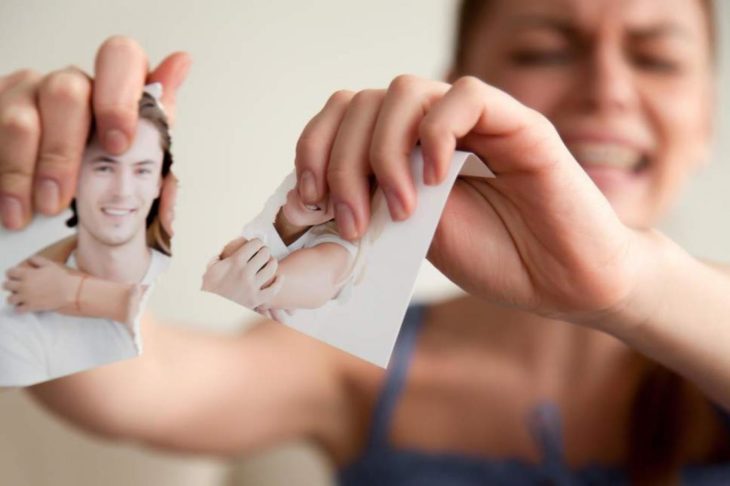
[452,75,483,93]
[326,164,351,191]
[0,104,39,138]
[40,71,91,106]
[528,107,553,130]
[234,250,249,265]
[295,131,325,165]
[326,89,354,107]
[388,74,421,95]
[349,89,383,110]
[10,69,41,85]
[0,168,32,194]
[36,150,74,175]
[369,145,392,170]
[419,117,448,141]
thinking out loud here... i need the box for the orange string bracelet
[75,275,88,313]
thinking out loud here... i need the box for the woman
[0,0,728,484]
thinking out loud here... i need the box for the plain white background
[1,1,728,485]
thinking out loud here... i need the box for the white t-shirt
[241,172,359,322]
[0,248,169,388]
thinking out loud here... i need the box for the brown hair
[67,91,174,256]
[453,0,726,484]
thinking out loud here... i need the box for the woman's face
[459,0,713,227]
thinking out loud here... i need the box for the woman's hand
[294,75,644,322]
[202,238,284,309]
[0,36,190,230]
[3,255,81,313]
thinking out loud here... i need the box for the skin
[73,120,163,284]
[1,0,728,474]
[3,255,143,329]
[205,189,353,312]
[76,120,163,251]
[279,187,335,243]
[2,120,170,325]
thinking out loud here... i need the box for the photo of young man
[0,86,174,387]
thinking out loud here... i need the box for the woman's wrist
[60,273,84,311]
[581,228,676,339]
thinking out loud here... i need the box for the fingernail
[299,170,318,203]
[35,179,60,215]
[0,196,24,230]
[384,187,408,221]
[104,129,129,154]
[335,203,359,240]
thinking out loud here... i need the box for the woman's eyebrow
[628,23,695,42]
[508,15,695,41]
[508,14,578,35]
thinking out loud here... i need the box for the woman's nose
[577,45,640,115]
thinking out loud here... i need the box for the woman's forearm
[268,243,353,309]
[60,277,142,326]
[597,229,730,409]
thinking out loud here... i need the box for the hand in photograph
[202,237,283,309]
[4,255,83,313]
[3,255,145,332]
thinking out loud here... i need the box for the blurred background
[0,1,728,485]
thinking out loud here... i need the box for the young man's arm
[267,243,353,310]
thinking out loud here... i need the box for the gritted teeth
[568,142,646,171]
[304,204,322,211]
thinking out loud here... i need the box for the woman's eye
[632,54,682,74]
[509,49,574,67]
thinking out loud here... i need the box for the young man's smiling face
[75,119,164,247]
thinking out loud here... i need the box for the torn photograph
[0,84,174,387]
[203,149,493,366]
